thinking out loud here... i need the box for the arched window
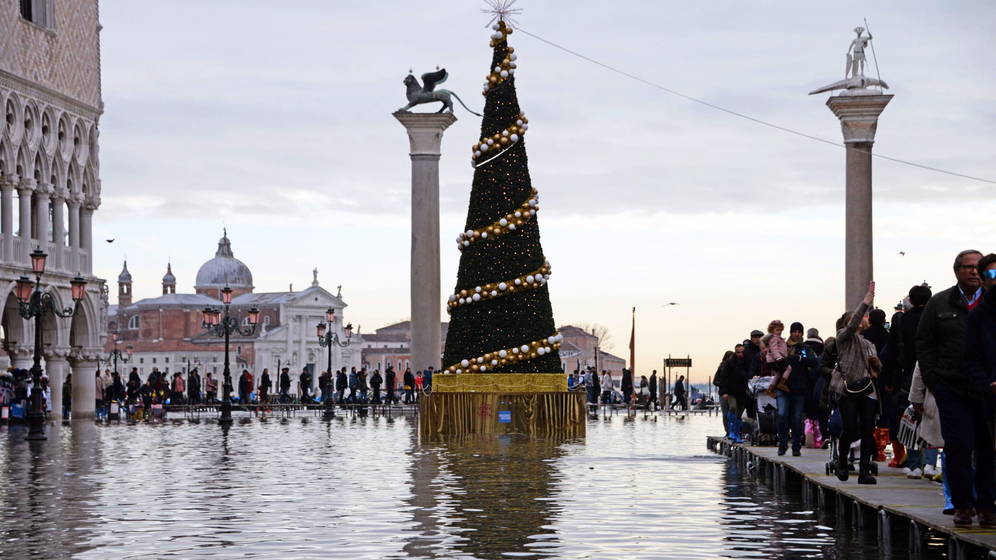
[127,315,139,330]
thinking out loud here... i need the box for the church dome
[195,231,253,291]
[118,260,132,283]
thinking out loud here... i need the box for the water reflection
[0,415,948,559]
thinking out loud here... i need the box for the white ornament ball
[526,275,535,284]
[494,66,502,72]
[501,130,509,137]
[547,336,556,344]
[459,298,466,304]
[448,294,457,302]
[486,138,494,145]
[508,223,516,230]
[461,359,470,368]
[475,286,482,292]
[492,23,500,30]
[514,211,522,217]
[499,218,508,226]
[520,345,530,353]
[466,229,475,236]
[510,134,519,142]
[456,369,462,374]
[474,150,482,157]
[510,53,518,61]
[529,209,536,215]
[514,278,522,285]
[472,293,481,301]
[490,290,497,297]
[491,359,498,366]
[512,348,520,354]
[463,241,470,247]
[481,232,488,238]
[516,119,523,126]
[509,62,517,69]
[498,350,508,358]
[477,357,484,363]
[498,282,507,291]
[521,123,529,130]
[500,70,509,78]
[480,365,488,372]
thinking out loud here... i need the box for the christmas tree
[441,18,563,375]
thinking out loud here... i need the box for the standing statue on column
[809,25,888,95]
[845,27,872,79]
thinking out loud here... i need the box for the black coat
[966,288,996,396]
[897,306,925,391]
[718,356,749,400]
[370,371,383,388]
[786,342,818,395]
[917,285,976,397]
[744,342,763,377]
[386,369,396,389]
[649,373,658,397]
[279,372,291,392]
[403,371,415,388]
[336,371,348,391]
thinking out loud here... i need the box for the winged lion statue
[398,68,481,116]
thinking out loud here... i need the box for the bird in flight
[898,251,906,256]
[106,239,115,243]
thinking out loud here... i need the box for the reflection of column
[393,111,456,372]
[825,93,892,308]
[71,352,99,420]
[46,348,71,419]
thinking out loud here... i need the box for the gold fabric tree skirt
[420,374,586,440]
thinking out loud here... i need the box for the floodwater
[0,411,949,559]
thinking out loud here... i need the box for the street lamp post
[201,286,259,424]
[316,307,355,418]
[15,248,87,440]
[100,331,133,376]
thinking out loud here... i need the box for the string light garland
[456,187,538,250]
[447,260,551,312]
[445,333,565,374]
[471,112,528,165]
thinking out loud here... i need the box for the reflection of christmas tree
[441,19,563,375]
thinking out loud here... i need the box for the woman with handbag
[831,281,881,484]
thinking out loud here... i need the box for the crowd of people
[713,249,996,528]
[87,364,436,415]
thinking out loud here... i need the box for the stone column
[393,111,457,372]
[80,202,94,274]
[0,175,14,262]
[46,348,71,420]
[826,93,892,308]
[18,179,35,247]
[70,351,100,420]
[68,195,81,270]
[34,182,52,247]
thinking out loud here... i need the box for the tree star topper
[482,0,522,27]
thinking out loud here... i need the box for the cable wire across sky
[515,27,996,186]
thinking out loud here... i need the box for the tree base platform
[419,374,586,440]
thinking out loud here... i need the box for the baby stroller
[745,376,778,445]
[824,396,878,477]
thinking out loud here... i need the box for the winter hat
[790,322,804,333]
[750,330,764,338]
[869,308,887,326]
[807,328,821,340]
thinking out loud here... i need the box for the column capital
[17,177,37,193]
[71,347,103,362]
[1,173,18,188]
[68,192,84,206]
[34,182,54,197]
[83,196,100,210]
[393,111,457,155]
[53,185,69,201]
[826,94,893,144]
[45,346,73,360]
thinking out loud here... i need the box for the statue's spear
[863,17,883,86]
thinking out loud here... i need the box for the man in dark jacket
[335,368,348,403]
[965,254,996,519]
[279,368,291,403]
[403,368,415,404]
[187,369,201,405]
[719,344,750,442]
[649,370,658,408]
[385,366,397,404]
[299,368,313,402]
[779,323,817,456]
[370,369,383,404]
[917,249,991,527]
[621,368,634,404]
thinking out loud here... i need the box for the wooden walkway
[707,435,996,558]
[161,402,420,419]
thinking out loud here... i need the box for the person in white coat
[907,363,943,479]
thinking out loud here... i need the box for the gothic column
[393,111,456,372]
[12,345,33,370]
[18,178,35,249]
[79,202,94,275]
[46,348,71,420]
[1,174,14,262]
[825,93,893,308]
[34,182,52,249]
[68,194,81,270]
[70,350,100,420]
[52,187,66,270]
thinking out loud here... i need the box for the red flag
[629,307,636,374]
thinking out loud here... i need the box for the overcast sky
[93,1,996,380]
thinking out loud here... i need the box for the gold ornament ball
[500,137,509,145]
[489,76,498,84]
[529,352,537,359]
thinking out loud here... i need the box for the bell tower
[118,260,133,306]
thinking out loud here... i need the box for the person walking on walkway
[370,369,383,404]
[955,252,996,527]
[385,365,397,404]
[779,323,816,456]
[205,372,218,403]
[335,368,348,403]
[714,352,735,434]
[403,367,415,404]
[917,249,992,527]
[832,281,879,485]
[649,369,659,409]
[720,344,750,443]
[187,369,201,405]
[674,375,688,410]
[258,368,271,404]
[278,368,291,403]
[299,368,313,403]
[600,371,613,405]
[348,367,359,403]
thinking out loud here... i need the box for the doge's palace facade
[1,0,105,418]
